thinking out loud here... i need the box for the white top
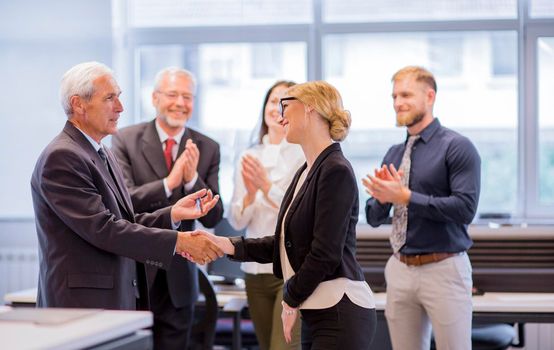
[229,135,304,274]
[280,168,375,310]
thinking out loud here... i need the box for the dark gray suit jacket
[112,120,224,307]
[31,121,178,310]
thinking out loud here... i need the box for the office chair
[214,314,258,350]
[189,268,218,350]
[189,268,258,350]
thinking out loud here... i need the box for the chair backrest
[189,269,218,350]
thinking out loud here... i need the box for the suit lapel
[274,164,306,239]
[280,143,341,235]
[141,121,168,179]
[104,147,135,218]
[63,122,134,218]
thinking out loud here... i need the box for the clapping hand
[241,154,277,208]
[170,188,219,223]
[182,139,200,183]
[362,164,409,205]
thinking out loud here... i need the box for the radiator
[0,247,39,302]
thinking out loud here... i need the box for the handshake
[175,230,235,265]
[168,188,235,264]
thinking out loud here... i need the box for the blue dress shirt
[365,118,481,254]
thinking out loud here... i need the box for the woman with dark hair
[228,81,304,350]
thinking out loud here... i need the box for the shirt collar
[74,126,102,152]
[155,120,185,145]
[406,117,441,144]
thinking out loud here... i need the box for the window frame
[114,0,554,222]
[524,22,554,218]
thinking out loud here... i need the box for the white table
[373,292,554,323]
[0,306,152,350]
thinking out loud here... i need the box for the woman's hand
[241,157,258,209]
[281,300,299,343]
[241,154,272,195]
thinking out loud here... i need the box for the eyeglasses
[157,90,194,102]
[279,97,298,118]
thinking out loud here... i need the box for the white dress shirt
[229,135,305,275]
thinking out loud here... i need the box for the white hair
[153,67,197,94]
[60,61,114,117]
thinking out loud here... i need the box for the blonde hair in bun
[287,80,351,142]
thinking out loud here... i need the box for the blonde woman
[228,81,304,350]
[204,81,377,349]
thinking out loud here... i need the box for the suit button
[285,241,292,248]
[132,279,137,287]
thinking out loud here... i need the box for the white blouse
[229,135,305,275]
[280,168,375,310]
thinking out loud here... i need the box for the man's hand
[166,155,185,190]
[182,139,200,183]
[170,188,220,223]
[179,231,235,263]
[281,301,299,343]
[176,230,224,265]
[362,164,410,205]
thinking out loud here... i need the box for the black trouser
[150,270,194,350]
[300,295,376,350]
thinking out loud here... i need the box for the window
[322,0,517,22]
[128,0,312,27]
[115,0,554,223]
[538,37,554,205]
[491,32,518,76]
[530,0,554,18]
[323,31,518,216]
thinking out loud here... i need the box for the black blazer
[31,121,177,310]
[231,143,365,307]
[112,120,224,307]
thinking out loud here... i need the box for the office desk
[5,287,249,350]
[371,292,554,350]
[4,288,36,307]
[8,289,554,349]
[373,292,554,322]
[0,306,152,350]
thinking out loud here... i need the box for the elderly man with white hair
[31,61,222,313]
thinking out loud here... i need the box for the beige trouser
[384,252,473,350]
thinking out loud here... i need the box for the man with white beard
[112,67,224,350]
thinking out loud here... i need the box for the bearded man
[362,66,481,350]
